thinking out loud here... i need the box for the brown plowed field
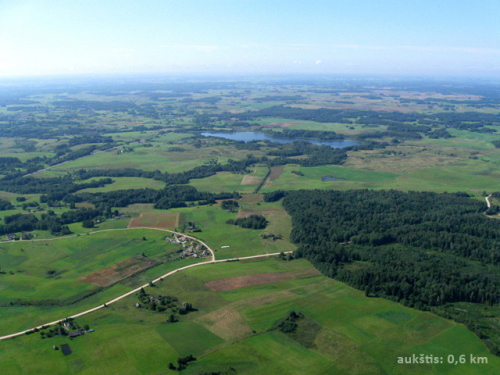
[80,257,157,287]
[268,165,285,179]
[240,175,262,185]
[205,268,321,291]
[195,306,252,340]
[128,212,180,229]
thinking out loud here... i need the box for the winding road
[0,226,291,341]
[485,194,492,208]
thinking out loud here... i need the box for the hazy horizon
[1,0,499,79]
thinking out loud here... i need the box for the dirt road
[0,227,291,341]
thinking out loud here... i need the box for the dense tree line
[226,215,267,229]
[252,95,306,103]
[77,185,240,210]
[263,140,386,167]
[0,208,104,236]
[0,199,14,211]
[221,200,239,210]
[0,175,114,197]
[72,155,260,186]
[54,100,138,111]
[67,134,114,146]
[263,190,287,202]
[0,154,258,196]
[221,105,499,136]
[264,128,344,141]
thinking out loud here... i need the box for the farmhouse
[68,329,84,338]
[21,232,33,240]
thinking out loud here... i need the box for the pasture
[75,177,165,193]
[168,197,296,258]
[258,155,500,197]
[127,212,180,229]
[190,165,269,194]
[0,229,186,333]
[1,258,498,374]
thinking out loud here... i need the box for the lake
[322,176,345,181]
[201,132,359,148]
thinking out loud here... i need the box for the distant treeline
[263,128,344,140]
[219,105,499,137]
[0,176,114,198]
[252,95,306,103]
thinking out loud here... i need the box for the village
[165,233,210,259]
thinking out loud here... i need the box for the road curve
[485,194,492,208]
[0,227,292,341]
[0,227,215,261]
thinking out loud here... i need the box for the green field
[190,165,268,193]
[258,155,500,196]
[0,229,206,332]
[0,229,182,301]
[1,258,498,374]
[75,177,166,193]
[260,164,399,192]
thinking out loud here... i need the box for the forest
[282,189,500,353]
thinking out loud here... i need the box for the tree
[82,219,94,228]
[365,286,371,297]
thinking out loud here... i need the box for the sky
[0,0,499,78]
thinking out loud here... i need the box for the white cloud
[315,60,322,65]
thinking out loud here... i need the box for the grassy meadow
[0,229,205,333]
[75,177,166,193]
[1,258,498,375]
[168,197,295,259]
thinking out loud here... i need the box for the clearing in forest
[128,212,180,229]
[205,268,321,291]
[79,256,158,287]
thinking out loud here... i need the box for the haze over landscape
[0,0,499,78]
